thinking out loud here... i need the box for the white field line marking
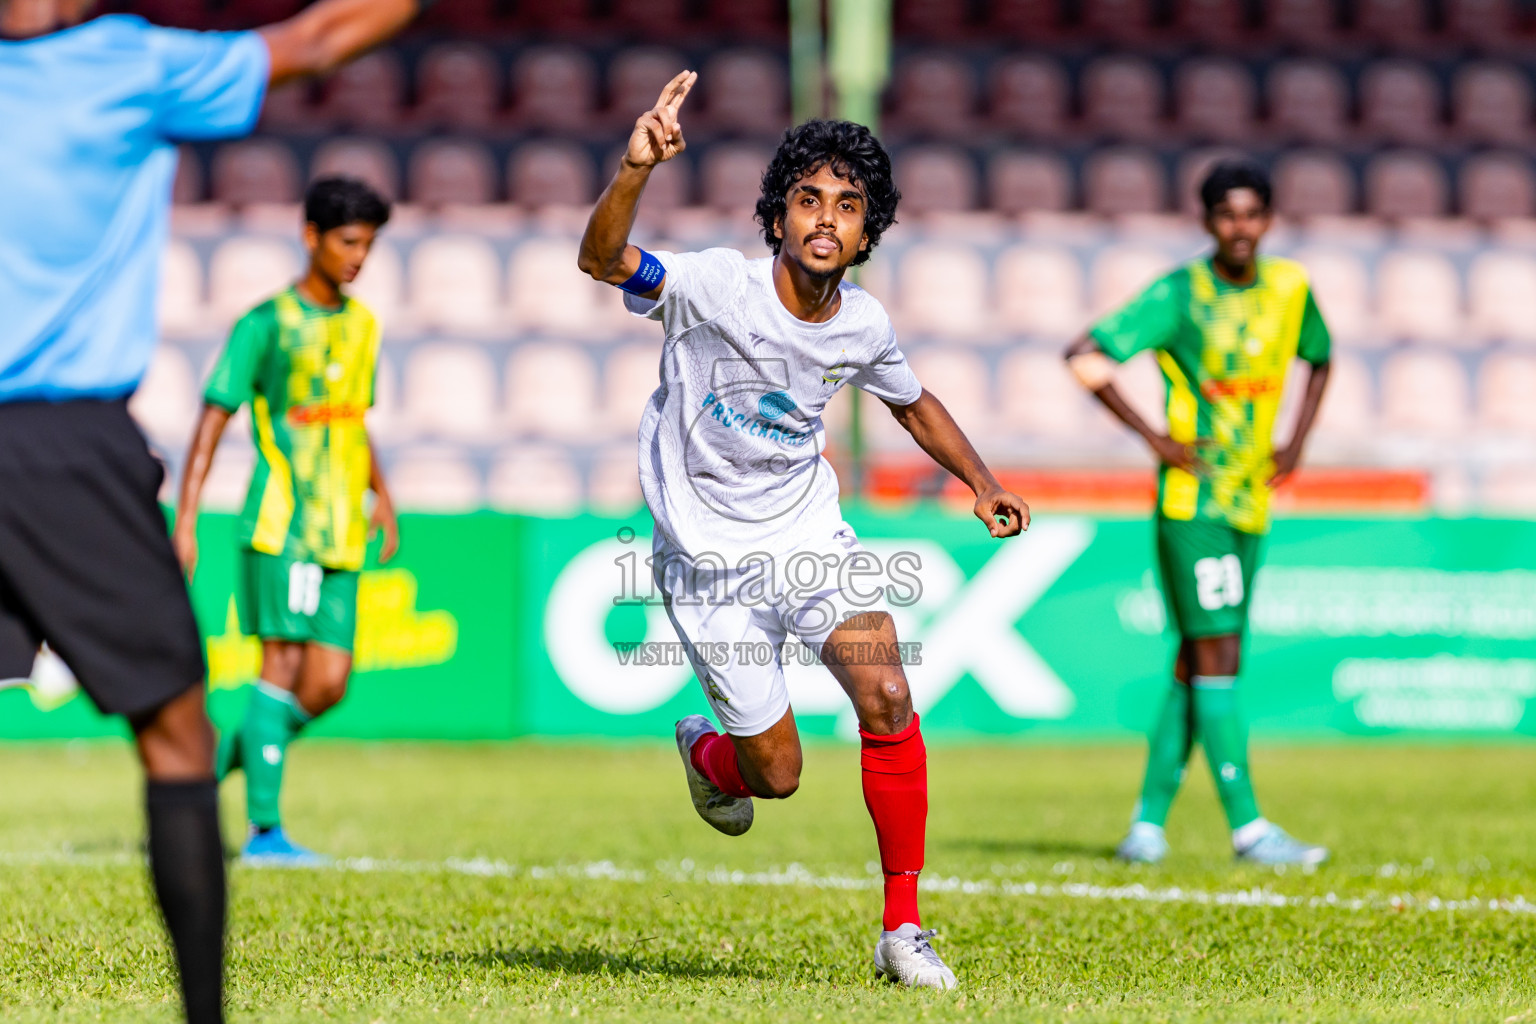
[3,849,1533,917]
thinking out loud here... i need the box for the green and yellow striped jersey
[205,287,380,570]
[1090,255,1331,535]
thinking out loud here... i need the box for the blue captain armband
[618,250,666,296]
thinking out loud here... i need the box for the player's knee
[757,765,801,799]
[860,676,912,725]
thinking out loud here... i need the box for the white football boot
[874,923,958,990]
[674,715,753,836]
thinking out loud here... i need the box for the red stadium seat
[1266,0,1342,48]
[888,53,977,139]
[1353,0,1430,47]
[407,140,498,207]
[698,49,789,136]
[1171,0,1250,45]
[126,0,210,29]
[1083,148,1167,216]
[1452,63,1531,146]
[414,44,502,134]
[607,0,695,38]
[995,246,1085,336]
[173,147,203,204]
[1364,151,1449,219]
[311,138,400,202]
[1080,56,1164,141]
[509,46,600,133]
[988,151,1073,214]
[1358,61,1442,147]
[219,0,305,26]
[1265,60,1350,144]
[700,0,785,39]
[894,244,992,339]
[1173,58,1256,142]
[317,50,406,133]
[1080,0,1157,41]
[895,0,976,38]
[257,81,321,135]
[507,237,623,338]
[508,142,598,209]
[407,237,503,333]
[1273,150,1356,218]
[1445,0,1523,50]
[1460,152,1536,221]
[988,55,1069,138]
[701,144,774,211]
[606,48,690,128]
[893,146,979,215]
[988,0,1065,37]
[211,139,301,206]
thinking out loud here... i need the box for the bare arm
[259,0,423,86]
[172,403,233,578]
[885,389,1030,538]
[1064,334,1208,475]
[577,70,696,289]
[367,437,400,564]
[1269,360,1331,487]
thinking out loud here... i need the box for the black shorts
[0,399,204,718]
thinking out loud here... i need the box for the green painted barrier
[3,512,1534,741]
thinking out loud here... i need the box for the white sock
[1232,817,1271,851]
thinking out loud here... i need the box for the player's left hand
[1267,442,1301,488]
[370,497,400,564]
[975,486,1030,538]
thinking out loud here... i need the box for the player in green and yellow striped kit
[173,177,399,864]
[1065,162,1332,866]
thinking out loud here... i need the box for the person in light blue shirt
[0,2,428,1022]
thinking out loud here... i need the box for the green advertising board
[3,511,1535,743]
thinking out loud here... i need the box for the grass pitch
[2,740,1535,1022]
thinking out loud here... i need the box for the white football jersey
[626,248,922,563]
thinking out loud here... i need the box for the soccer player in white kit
[578,72,1030,990]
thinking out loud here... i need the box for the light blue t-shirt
[0,15,268,402]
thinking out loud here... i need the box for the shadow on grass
[427,944,760,981]
[938,836,1117,858]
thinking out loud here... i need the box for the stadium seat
[509,46,600,132]
[997,347,1091,436]
[1375,251,1464,345]
[1090,245,1169,318]
[1353,0,1430,47]
[129,346,199,444]
[1445,0,1522,50]
[1476,353,1536,433]
[1080,56,1164,141]
[1266,0,1341,48]
[1175,148,1245,216]
[987,55,1069,138]
[1311,352,1375,442]
[505,343,602,441]
[311,138,400,202]
[699,49,788,136]
[1083,148,1167,216]
[487,446,583,514]
[173,148,203,204]
[894,0,974,37]
[1173,58,1256,142]
[1358,61,1442,147]
[388,450,486,512]
[1468,251,1536,343]
[1273,150,1356,218]
[602,342,662,438]
[1380,349,1470,435]
[508,142,597,209]
[893,146,979,215]
[888,53,977,138]
[402,344,499,441]
[317,50,406,132]
[988,0,1064,37]
[988,150,1073,215]
[703,0,786,39]
[906,348,993,435]
[257,81,319,135]
[994,245,1085,336]
[588,444,644,512]
[407,236,503,333]
[1171,0,1250,46]
[893,243,991,339]
[159,240,204,337]
[407,139,498,206]
[208,237,301,324]
[506,237,619,337]
[348,239,405,331]
[608,0,694,37]
[1291,247,1372,343]
[607,145,694,211]
[1459,152,1536,221]
[1080,0,1157,41]
[1266,60,1350,144]
[414,43,503,133]
[701,143,774,211]
[211,139,301,206]
[1364,151,1449,219]
[1452,63,1531,145]
[606,48,691,126]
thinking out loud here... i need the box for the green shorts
[237,549,359,652]
[1154,516,1263,639]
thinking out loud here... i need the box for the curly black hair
[754,120,900,267]
[1199,160,1272,214]
[305,176,392,234]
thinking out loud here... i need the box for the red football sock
[860,714,927,931]
[689,730,755,799]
